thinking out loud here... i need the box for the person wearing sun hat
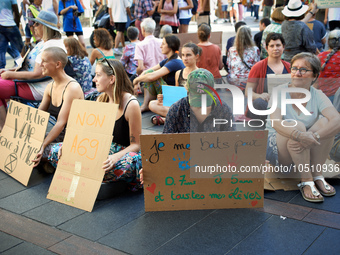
[281,0,317,62]
[0,10,66,130]
[163,68,235,133]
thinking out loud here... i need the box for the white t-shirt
[178,0,192,19]
[107,0,130,23]
[221,0,229,5]
[28,39,67,100]
[266,83,333,133]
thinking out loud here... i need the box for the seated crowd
[1,0,340,203]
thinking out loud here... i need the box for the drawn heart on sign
[146,183,156,194]
[251,201,258,207]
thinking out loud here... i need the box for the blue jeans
[253,5,259,20]
[0,25,23,68]
[7,44,20,60]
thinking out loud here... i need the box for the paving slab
[58,192,145,241]
[0,231,23,253]
[98,210,214,255]
[0,181,51,214]
[49,235,126,255]
[304,228,340,255]
[0,171,9,180]
[0,177,26,200]
[151,209,271,255]
[23,201,85,226]
[264,190,300,203]
[226,215,325,255]
[2,242,57,255]
[0,209,71,249]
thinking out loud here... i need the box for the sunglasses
[97,50,115,72]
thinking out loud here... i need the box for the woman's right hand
[70,5,78,10]
[134,83,140,95]
[157,94,163,104]
[259,93,270,102]
[139,168,144,184]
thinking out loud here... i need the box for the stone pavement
[2,13,340,255]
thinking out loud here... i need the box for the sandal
[313,176,336,197]
[151,115,165,125]
[297,181,324,203]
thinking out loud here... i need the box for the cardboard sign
[162,85,187,107]
[47,100,118,212]
[0,100,49,186]
[315,0,340,8]
[140,131,268,212]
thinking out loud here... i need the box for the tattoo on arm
[130,135,136,143]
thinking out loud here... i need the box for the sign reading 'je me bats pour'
[0,100,49,186]
[47,100,118,212]
[141,131,268,212]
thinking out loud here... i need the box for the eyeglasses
[33,22,42,27]
[290,67,313,75]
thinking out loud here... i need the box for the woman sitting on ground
[227,25,260,91]
[197,23,223,83]
[64,37,92,92]
[245,33,290,121]
[32,47,84,172]
[148,42,201,125]
[0,11,66,130]
[266,52,339,203]
[164,68,235,133]
[316,29,340,103]
[133,34,185,113]
[89,28,115,67]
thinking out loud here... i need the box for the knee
[149,100,157,112]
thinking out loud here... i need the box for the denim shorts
[179,18,191,25]
[222,5,228,11]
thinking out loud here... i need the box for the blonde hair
[234,26,255,62]
[96,60,133,106]
[42,25,61,41]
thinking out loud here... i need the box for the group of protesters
[0,0,340,203]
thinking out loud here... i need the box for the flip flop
[313,176,336,197]
[150,115,165,125]
[297,181,324,203]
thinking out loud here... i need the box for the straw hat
[282,0,308,17]
[28,10,59,31]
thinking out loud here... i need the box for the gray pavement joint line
[148,209,218,255]
[223,214,274,255]
[301,227,328,255]
[0,231,24,253]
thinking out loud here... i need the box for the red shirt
[318,50,340,97]
[197,44,222,79]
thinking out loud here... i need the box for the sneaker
[113,48,123,56]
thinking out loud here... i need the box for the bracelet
[309,11,315,15]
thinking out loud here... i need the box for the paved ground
[2,12,340,255]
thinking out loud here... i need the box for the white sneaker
[113,48,123,56]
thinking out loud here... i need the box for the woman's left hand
[288,140,306,153]
[298,131,320,148]
[102,154,119,172]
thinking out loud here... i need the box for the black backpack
[190,0,198,15]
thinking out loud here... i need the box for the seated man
[163,68,235,133]
[134,18,165,76]
[32,47,84,172]
[245,33,290,121]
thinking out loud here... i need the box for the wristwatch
[313,132,320,142]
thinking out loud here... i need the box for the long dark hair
[164,34,180,64]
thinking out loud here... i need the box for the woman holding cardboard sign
[54,59,142,192]
[266,53,340,203]
[32,47,84,172]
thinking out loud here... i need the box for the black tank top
[47,80,75,142]
[178,69,187,87]
[112,98,137,147]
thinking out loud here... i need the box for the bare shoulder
[65,80,84,99]
[124,95,141,116]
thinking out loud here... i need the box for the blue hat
[28,10,59,31]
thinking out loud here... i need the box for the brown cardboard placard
[0,100,49,186]
[47,100,118,212]
[140,131,268,212]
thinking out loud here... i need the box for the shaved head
[43,47,68,68]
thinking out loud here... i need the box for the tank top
[47,80,76,142]
[112,98,138,147]
[178,69,187,87]
[97,48,115,61]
